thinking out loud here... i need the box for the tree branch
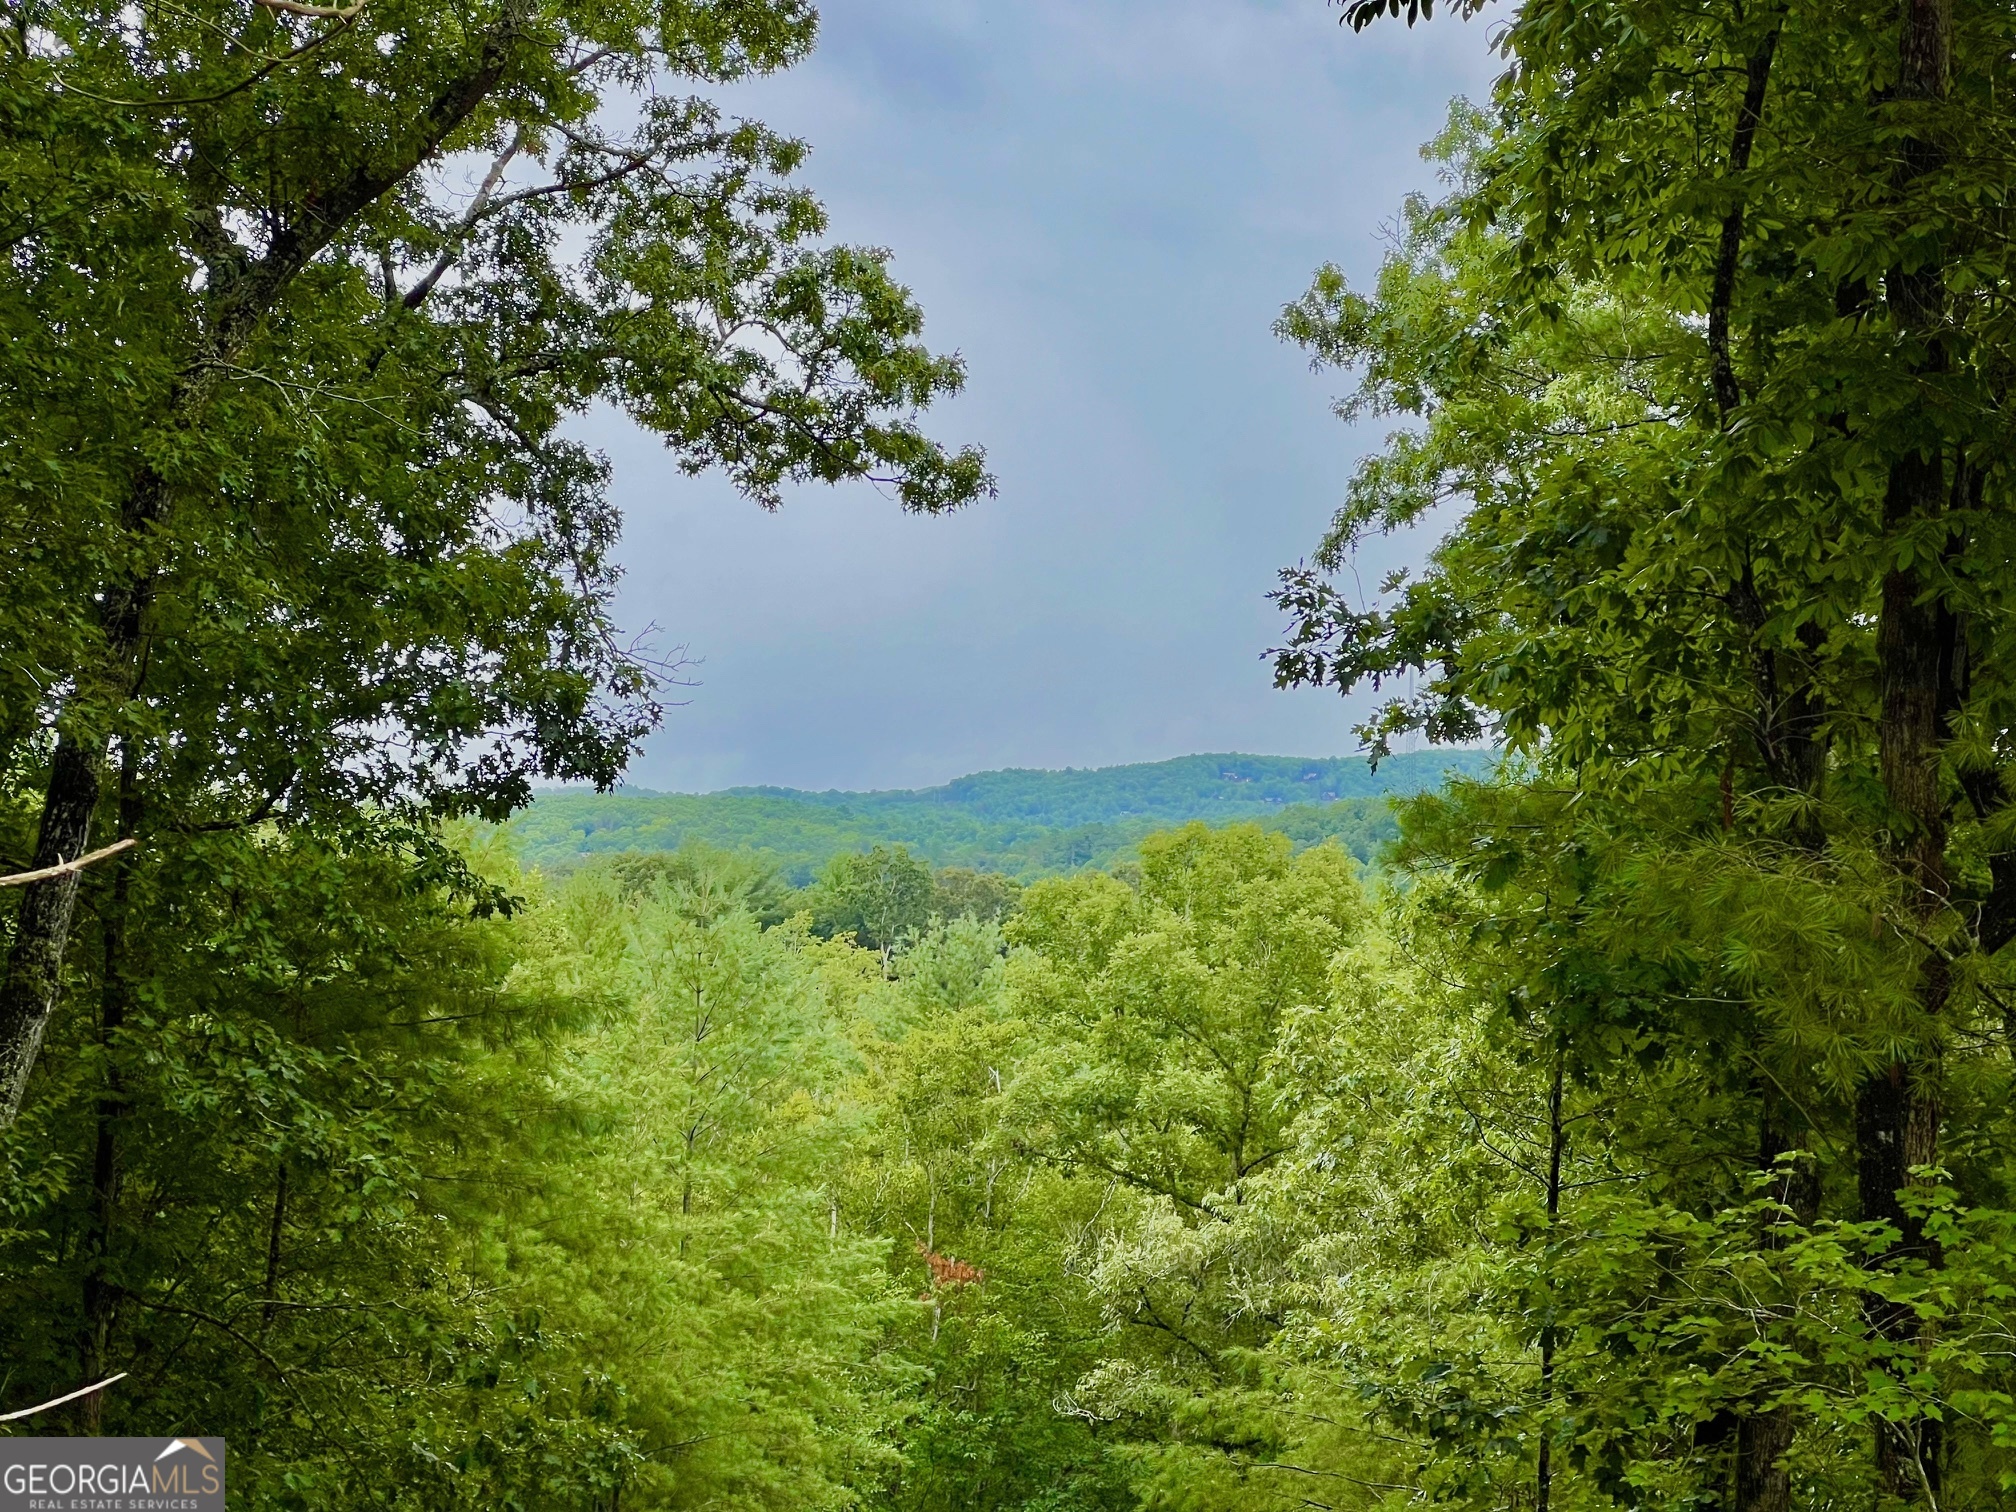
[402,127,526,309]
[0,1373,128,1422]
[253,0,367,18]
[0,838,138,889]
[1708,14,1783,420]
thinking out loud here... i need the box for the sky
[587,0,1503,793]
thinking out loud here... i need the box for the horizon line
[528,746,1495,803]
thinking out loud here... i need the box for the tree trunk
[261,1161,289,1340]
[0,468,158,1131]
[1734,1092,1820,1512]
[0,733,109,1126]
[1706,13,1782,420]
[1536,1049,1564,1512]
[1856,1,1954,1502]
[77,742,140,1433]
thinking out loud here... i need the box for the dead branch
[0,837,138,889]
[253,0,368,17]
[0,1373,128,1422]
[403,126,526,309]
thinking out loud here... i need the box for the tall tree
[1278,0,2016,1501]
[0,0,988,1124]
[815,845,937,971]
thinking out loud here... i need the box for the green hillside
[506,749,1495,880]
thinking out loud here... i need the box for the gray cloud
[593,0,1500,792]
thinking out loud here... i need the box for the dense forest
[7,0,2016,1509]
[506,750,1492,878]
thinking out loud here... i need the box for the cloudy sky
[587,0,1501,793]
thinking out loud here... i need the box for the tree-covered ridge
[507,749,1492,878]
[729,750,1489,821]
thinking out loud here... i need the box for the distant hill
[506,749,1497,882]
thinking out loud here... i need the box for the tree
[895,913,1009,1015]
[930,866,1022,926]
[814,844,936,971]
[1007,825,1363,1219]
[0,831,917,1506]
[1275,2,2016,1502]
[522,864,907,1510]
[0,829,649,1497]
[0,0,989,1125]
[599,842,798,927]
[998,825,1375,1508]
[842,874,1135,1512]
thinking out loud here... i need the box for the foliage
[18,788,2016,1511]
[1267,1,2016,1505]
[0,841,912,1508]
[508,869,911,1510]
[813,845,938,967]
[0,0,988,1124]
[997,826,1378,1512]
[24,0,2016,1508]
[927,869,1024,927]
[838,926,1137,1512]
[0,0,991,1489]
[0,833,649,1505]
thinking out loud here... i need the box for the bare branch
[403,127,526,309]
[0,837,138,889]
[0,1373,128,1422]
[253,0,367,18]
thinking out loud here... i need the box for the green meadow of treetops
[6,0,2016,1508]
